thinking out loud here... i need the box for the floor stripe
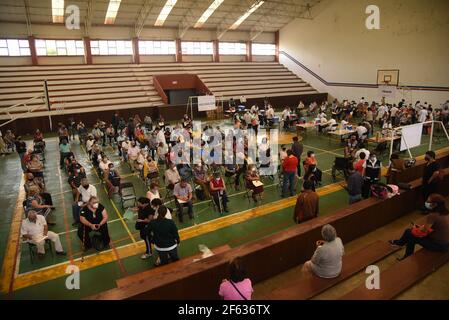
[0,173,25,294]
[10,181,343,291]
[57,164,75,264]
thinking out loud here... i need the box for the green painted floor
[1,117,448,299]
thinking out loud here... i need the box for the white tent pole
[429,121,435,150]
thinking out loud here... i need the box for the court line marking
[10,181,344,291]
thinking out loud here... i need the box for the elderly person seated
[173,179,194,223]
[245,164,264,203]
[21,210,66,258]
[25,188,55,224]
[143,155,159,184]
[24,173,53,206]
[209,172,229,214]
[164,162,181,191]
[98,156,112,175]
[303,224,345,278]
[103,162,121,198]
[389,194,449,261]
[27,154,44,178]
[78,196,110,251]
[193,163,210,199]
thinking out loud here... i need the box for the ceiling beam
[83,0,94,36]
[134,0,156,37]
[22,0,32,36]
[177,2,205,39]
[216,0,257,40]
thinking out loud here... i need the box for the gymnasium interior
[0,0,448,302]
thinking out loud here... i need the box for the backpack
[370,183,389,199]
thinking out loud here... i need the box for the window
[219,42,246,55]
[181,41,213,55]
[90,40,132,55]
[0,39,31,56]
[252,43,275,55]
[35,39,84,56]
[139,40,175,55]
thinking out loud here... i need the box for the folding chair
[119,182,137,209]
[332,157,350,181]
[26,239,53,263]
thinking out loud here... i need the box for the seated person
[356,122,368,141]
[177,162,193,182]
[324,116,337,132]
[173,179,194,223]
[303,224,344,278]
[98,156,112,175]
[193,163,210,199]
[25,188,55,224]
[225,163,242,190]
[103,163,121,198]
[146,182,161,202]
[219,257,253,300]
[389,194,449,261]
[151,199,172,220]
[68,167,83,200]
[344,134,359,158]
[165,163,181,191]
[74,178,97,225]
[209,172,229,213]
[245,165,264,203]
[304,164,322,190]
[77,196,110,251]
[24,173,52,206]
[67,158,86,177]
[21,210,66,258]
[143,155,159,183]
[27,154,44,178]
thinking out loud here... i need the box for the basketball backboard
[377,69,399,86]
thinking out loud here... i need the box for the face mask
[425,202,433,210]
[311,154,315,158]
[28,178,34,181]
[83,185,89,189]
[92,203,99,209]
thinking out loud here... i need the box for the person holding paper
[245,165,264,203]
[21,211,65,258]
[173,179,193,223]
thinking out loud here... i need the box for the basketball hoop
[51,99,66,114]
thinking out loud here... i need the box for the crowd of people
[2,95,448,299]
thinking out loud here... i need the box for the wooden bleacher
[0,62,317,121]
[269,240,400,300]
[340,249,449,300]
[115,244,231,289]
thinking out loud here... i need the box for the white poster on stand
[400,123,423,151]
[378,85,397,98]
[197,95,216,111]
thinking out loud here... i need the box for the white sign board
[378,85,397,98]
[197,95,216,111]
[400,123,423,151]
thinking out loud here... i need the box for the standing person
[15,136,27,172]
[77,196,110,251]
[303,224,344,278]
[282,150,298,197]
[293,180,319,224]
[134,197,155,260]
[291,136,303,176]
[173,179,193,223]
[147,206,180,266]
[112,112,119,136]
[59,139,71,169]
[346,164,364,204]
[362,152,382,198]
[389,193,449,260]
[422,151,440,210]
[219,257,253,300]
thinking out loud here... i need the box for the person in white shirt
[99,156,112,173]
[146,182,161,202]
[250,104,258,114]
[156,127,166,146]
[165,163,181,190]
[354,147,370,161]
[356,123,368,140]
[390,105,399,124]
[340,119,348,129]
[121,138,130,162]
[21,211,65,256]
[76,178,97,204]
[151,198,172,220]
[266,105,275,126]
[281,107,291,130]
[86,136,94,155]
[240,95,246,104]
[418,107,428,123]
[325,117,337,132]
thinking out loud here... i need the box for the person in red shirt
[282,150,299,197]
[209,172,229,214]
[353,151,367,175]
